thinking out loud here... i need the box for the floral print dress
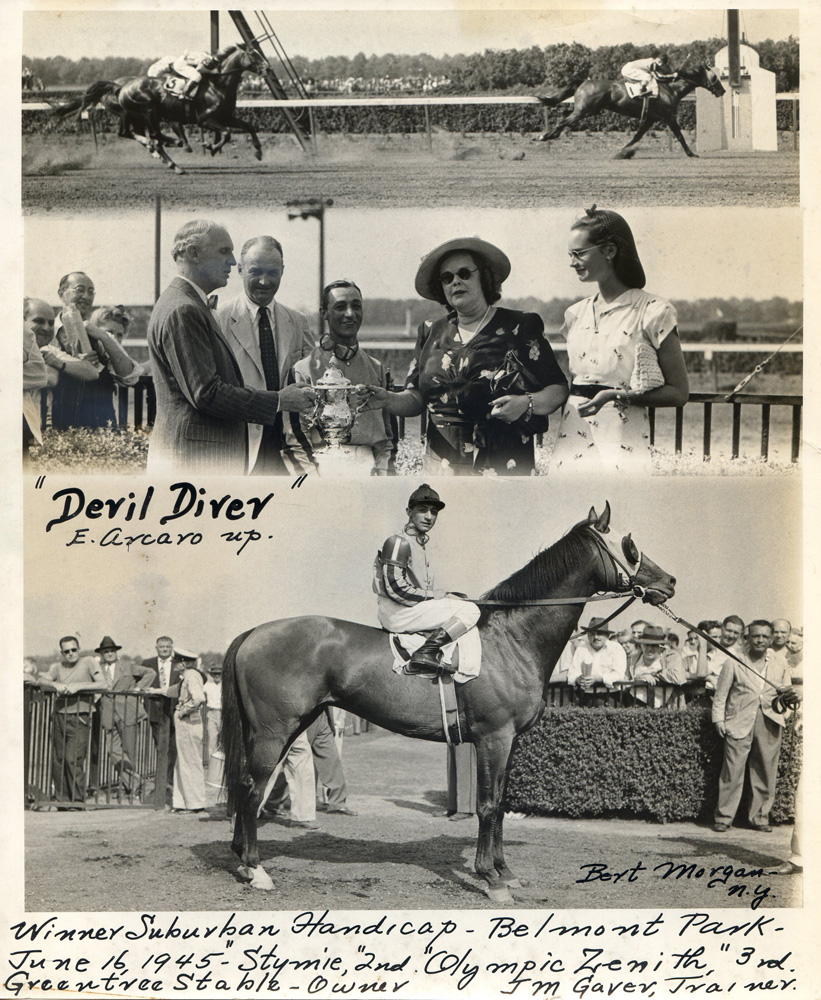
[405,307,566,475]
[546,288,678,473]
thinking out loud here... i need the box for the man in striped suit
[373,484,479,676]
[147,220,315,474]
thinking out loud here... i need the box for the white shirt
[567,638,627,686]
[157,656,174,692]
[178,274,210,306]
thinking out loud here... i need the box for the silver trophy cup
[310,365,359,452]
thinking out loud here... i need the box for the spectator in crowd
[631,620,649,641]
[52,271,140,429]
[720,614,745,651]
[631,625,687,705]
[24,658,40,684]
[770,619,792,661]
[172,650,207,813]
[143,636,183,794]
[769,687,803,875]
[286,279,396,477]
[215,234,315,474]
[567,618,627,691]
[786,628,803,678]
[23,311,49,465]
[39,636,105,806]
[712,620,794,833]
[615,629,641,678]
[95,635,155,795]
[262,731,319,830]
[25,295,97,436]
[203,662,223,760]
[90,304,148,378]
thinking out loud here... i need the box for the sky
[23,8,799,63]
[24,475,801,657]
[24,206,802,314]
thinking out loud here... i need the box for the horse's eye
[622,534,639,564]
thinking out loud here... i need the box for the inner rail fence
[24,680,715,811]
[107,379,802,464]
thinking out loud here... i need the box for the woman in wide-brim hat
[547,206,689,474]
[363,237,567,476]
[172,648,207,812]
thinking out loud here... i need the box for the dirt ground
[25,729,800,913]
[22,132,799,212]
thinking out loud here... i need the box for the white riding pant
[377,596,480,635]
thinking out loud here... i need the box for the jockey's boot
[639,94,650,125]
[407,628,457,676]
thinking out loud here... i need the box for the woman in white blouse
[547,206,689,472]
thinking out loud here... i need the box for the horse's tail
[536,79,585,107]
[48,80,120,119]
[221,628,254,817]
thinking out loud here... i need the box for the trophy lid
[315,364,355,389]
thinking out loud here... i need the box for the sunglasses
[568,243,611,262]
[440,267,478,285]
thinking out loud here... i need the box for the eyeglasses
[440,267,478,285]
[63,648,79,654]
[568,243,610,263]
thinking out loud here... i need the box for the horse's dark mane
[482,524,594,605]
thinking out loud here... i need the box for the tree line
[23,36,799,92]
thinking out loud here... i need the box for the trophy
[309,364,360,453]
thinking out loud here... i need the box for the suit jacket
[215,295,315,471]
[711,650,792,738]
[147,277,282,474]
[142,656,184,725]
[98,660,156,729]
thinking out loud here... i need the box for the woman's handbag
[631,342,666,393]
[488,350,552,435]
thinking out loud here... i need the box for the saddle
[161,75,193,99]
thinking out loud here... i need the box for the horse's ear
[587,505,598,524]
[593,501,611,533]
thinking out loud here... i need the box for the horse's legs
[231,733,287,891]
[614,117,654,159]
[665,117,699,158]
[491,741,522,888]
[474,733,516,903]
[212,114,263,160]
[532,111,573,143]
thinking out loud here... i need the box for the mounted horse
[533,64,725,159]
[52,44,267,174]
[221,502,676,902]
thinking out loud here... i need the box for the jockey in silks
[621,54,678,124]
[147,46,234,100]
[373,484,480,677]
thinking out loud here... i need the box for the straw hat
[414,237,510,301]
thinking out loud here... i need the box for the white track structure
[696,42,777,152]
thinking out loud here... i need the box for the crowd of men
[24,634,356,825]
[24,221,398,476]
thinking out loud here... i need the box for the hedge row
[505,705,801,824]
[24,98,798,138]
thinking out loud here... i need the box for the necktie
[160,660,169,690]
[258,308,280,392]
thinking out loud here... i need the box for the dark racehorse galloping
[533,64,725,159]
[53,44,267,174]
[221,502,676,901]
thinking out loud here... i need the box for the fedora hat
[635,625,668,645]
[583,617,614,636]
[414,237,511,301]
[407,483,445,511]
[95,635,122,653]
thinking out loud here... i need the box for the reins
[724,325,803,401]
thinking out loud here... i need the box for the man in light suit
[147,220,315,474]
[216,235,315,474]
[143,636,183,793]
[712,620,795,833]
[96,636,156,794]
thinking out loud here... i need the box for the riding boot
[639,94,650,126]
[407,628,458,676]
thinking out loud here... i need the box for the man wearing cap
[373,484,480,675]
[566,618,627,691]
[712,620,794,833]
[621,53,678,122]
[284,279,395,477]
[95,636,156,795]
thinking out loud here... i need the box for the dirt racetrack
[26,729,800,913]
[22,132,799,212]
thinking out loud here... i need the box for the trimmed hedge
[25,98,798,138]
[506,705,801,824]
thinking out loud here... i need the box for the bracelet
[525,392,534,420]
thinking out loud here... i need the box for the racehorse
[533,64,725,159]
[53,44,267,174]
[221,502,676,902]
